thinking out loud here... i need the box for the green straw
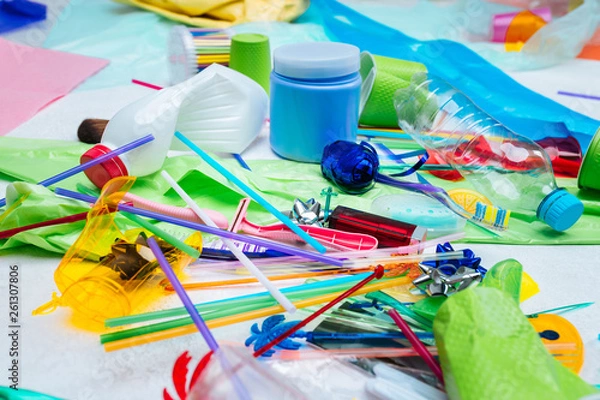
[104,273,368,328]
[120,212,201,259]
[101,276,376,343]
[101,274,384,344]
[366,291,434,331]
[101,276,405,345]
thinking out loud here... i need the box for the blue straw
[232,154,251,171]
[174,131,327,254]
[308,331,434,341]
[0,134,154,208]
[53,188,343,266]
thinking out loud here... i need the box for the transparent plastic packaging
[394,75,583,231]
[188,345,307,400]
[32,177,202,326]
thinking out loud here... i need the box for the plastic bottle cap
[537,189,583,232]
[577,127,600,192]
[80,144,129,189]
[273,42,360,80]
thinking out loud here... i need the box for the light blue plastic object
[537,189,585,232]
[371,193,465,238]
[270,42,361,163]
[309,0,600,152]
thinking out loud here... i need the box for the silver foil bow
[413,263,482,297]
[286,198,326,227]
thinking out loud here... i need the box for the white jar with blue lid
[270,42,361,163]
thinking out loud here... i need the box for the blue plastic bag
[0,0,46,34]
[310,0,600,151]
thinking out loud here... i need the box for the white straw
[160,171,297,314]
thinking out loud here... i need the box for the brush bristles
[78,118,108,144]
[474,202,510,229]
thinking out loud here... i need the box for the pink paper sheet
[0,38,109,135]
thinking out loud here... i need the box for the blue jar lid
[273,42,360,80]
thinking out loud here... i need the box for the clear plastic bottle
[394,75,583,231]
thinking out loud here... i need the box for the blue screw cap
[537,189,583,232]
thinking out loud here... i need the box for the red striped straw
[0,212,89,239]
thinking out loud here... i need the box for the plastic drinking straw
[105,273,370,329]
[388,308,444,385]
[53,188,342,266]
[0,211,89,239]
[232,154,251,171]
[148,237,219,352]
[102,273,376,342]
[191,251,467,275]
[104,246,463,331]
[0,134,154,208]
[305,331,434,341]
[103,276,407,352]
[167,268,361,291]
[525,302,594,318]
[269,342,577,361]
[106,245,461,333]
[368,291,433,331]
[174,131,327,254]
[161,171,296,314]
[131,79,163,90]
[253,266,386,358]
[557,91,600,101]
[120,212,201,259]
[148,237,252,400]
[194,232,465,271]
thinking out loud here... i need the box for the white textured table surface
[1,2,600,398]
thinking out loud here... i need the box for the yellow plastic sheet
[114,0,309,28]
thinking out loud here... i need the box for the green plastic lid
[578,127,600,192]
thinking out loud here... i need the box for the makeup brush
[77,118,108,144]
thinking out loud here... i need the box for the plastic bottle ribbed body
[395,77,556,215]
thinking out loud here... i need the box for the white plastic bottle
[80,64,268,189]
[394,75,583,231]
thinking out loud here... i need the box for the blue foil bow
[413,243,486,297]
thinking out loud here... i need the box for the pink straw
[388,309,444,385]
[131,79,163,91]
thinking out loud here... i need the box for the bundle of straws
[169,26,231,83]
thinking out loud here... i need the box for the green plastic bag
[433,287,598,400]
[480,258,523,304]
[2,137,600,254]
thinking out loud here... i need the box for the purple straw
[557,91,600,101]
[151,236,252,400]
[53,188,344,266]
[0,134,154,208]
[147,237,219,351]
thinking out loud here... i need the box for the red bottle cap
[80,144,128,189]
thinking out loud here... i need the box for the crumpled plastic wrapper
[433,287,598,400]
